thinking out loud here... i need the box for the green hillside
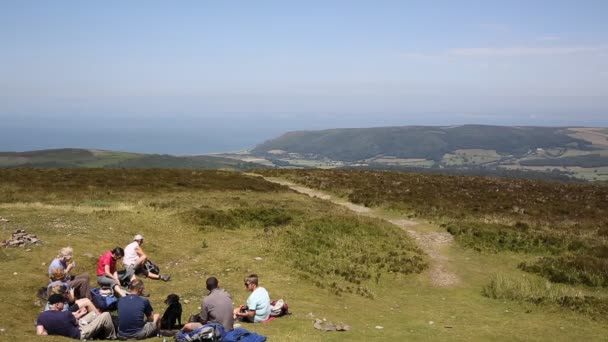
[252,125,591,162]
[3,168,608,341]
[0,148,267,171]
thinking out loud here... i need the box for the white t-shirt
[123,241,139,266]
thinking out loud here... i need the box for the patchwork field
[1,169,608,341]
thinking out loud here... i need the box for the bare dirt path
[264,177,459,287]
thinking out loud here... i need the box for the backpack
[90,287,118,312]
[174,322,225,342]
[221,328,267,342]
[270,299,289,317]
[143,259,160,275]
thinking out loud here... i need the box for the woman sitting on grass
[48,247,92,300]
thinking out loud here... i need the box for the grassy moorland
[2,168,608,341]
[255,170,608,322]
[0,169,427,341]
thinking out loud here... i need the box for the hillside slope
[252,125,592,162]
[0,148,267,171]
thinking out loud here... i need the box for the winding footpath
[265,177,459,287]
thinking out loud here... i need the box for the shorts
[119,322,158,340]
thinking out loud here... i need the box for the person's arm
[135,246,147,265]
[36,325,48,336]
[236,309,255,319]
[104,264,121,285]
[200,302,209,322]
[65,260,75,275]
[73,307,87,320]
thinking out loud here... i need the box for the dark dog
[161,294,183,329]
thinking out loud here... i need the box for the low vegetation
[482,274,608,318]
[2,168,608,340]
[255,169,608,316]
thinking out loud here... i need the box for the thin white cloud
[400,45,607,60]
[447,46,605,57]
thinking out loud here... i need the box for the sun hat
[133,234,144,241]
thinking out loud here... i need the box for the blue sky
[1,1,607,153]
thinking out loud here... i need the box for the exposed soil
[264,177,459,287]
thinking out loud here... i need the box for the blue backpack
[90,288,118,312]
[221,328,267,342]
[175,322,225,342]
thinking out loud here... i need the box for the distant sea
[0,115,298,155]
[3,112,606,155]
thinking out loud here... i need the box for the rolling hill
[0,148,267,171]
[248,125,608,181]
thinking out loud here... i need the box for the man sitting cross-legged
[182,276,234,332]
[36,293,116,340]
[233,274,270,323]
[117,278,160,339]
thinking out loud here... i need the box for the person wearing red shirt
[96,247,129,297]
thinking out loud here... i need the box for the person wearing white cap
[123,234,170,282]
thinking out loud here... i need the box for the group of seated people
[35,237,272,340]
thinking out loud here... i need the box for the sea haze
[2,112,608,155]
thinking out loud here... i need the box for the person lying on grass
[123,234,170,282]
[233,274,270,323]
[45,283,99,315]
[48,246,92,300]
[36,293,116,340]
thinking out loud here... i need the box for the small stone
[0,328,5,332]
[505,310,509,313]
[42,262,46,266]
[13,272,17,275]
[225,268,231,272]
[254,257,263,261]
[428,321,434,325]
[375,326,384,329]
[25,248,31,252]
[183,299,189,304]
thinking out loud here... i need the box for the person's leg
[136,263,170,281]
[181,322,203,332]
[80,312,116,340]
[135,321,159,339]
[153,312,161,330]
[75,298,99,314]
[70,272,91,300]
[118,269,134,286]
[97,275,126,297]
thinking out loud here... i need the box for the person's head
[128,278,145,295]
[206,277,219,292]
[50,268,66,282]
[57,247,73,262]
[133,234,144,245]
[49,284,67,296]
[48,293,65,310]
[244,274,259,291]
[111,247,124,260]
